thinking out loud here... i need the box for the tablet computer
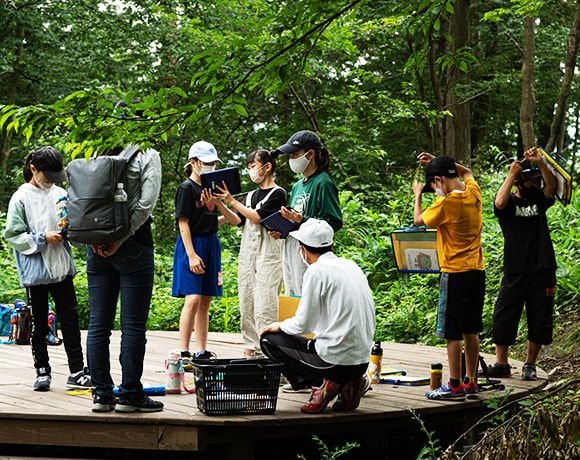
[260,211,300,238]
[200,167,241,195]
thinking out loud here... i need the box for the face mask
[249,164,266,184]
[289,152,311,174]
[299,246,310,266]
[35,173,54,190]
[199,164,216,174]
[434,179,445,197]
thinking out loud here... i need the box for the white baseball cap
[289,219,334,248]
[187,141,220,163]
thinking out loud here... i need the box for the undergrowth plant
[297,435,360,460]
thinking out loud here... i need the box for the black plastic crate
[192,358,282,415]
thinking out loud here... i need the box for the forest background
[0,0,579,456]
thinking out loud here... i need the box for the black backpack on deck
[66,145,140,244]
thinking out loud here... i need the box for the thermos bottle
[369,341,383,384]
[430,362,443,390]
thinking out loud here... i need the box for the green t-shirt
[288,171,343,232]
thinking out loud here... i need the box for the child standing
[213,149,287,358]
[272,130,343,296]
[172,141,238,367]
[4,146,91,391]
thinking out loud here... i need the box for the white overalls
[238,188,285,354]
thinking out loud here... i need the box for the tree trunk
[520,16,536,151]
[546,0,580,153]
[445,0,470,161]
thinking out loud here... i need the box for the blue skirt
[172,233,223,297]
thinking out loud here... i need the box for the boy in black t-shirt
[489,147,557,381]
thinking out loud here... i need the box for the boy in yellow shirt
[413,153,485,400]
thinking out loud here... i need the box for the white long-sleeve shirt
[281,252,375,365]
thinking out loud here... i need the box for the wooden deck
[0,331,547,459]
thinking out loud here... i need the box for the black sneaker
[115,394,164,413]
[521,363,537,381]
[34,367,51,392]
[484,363,512,378]
[180,350,193,371]
[67,368,93,389]
[92,393,116,413]
[194,350,217,360]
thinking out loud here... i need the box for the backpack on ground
[46,304,62,346]
[0,305,12,337]
[66,144,140,244]
[10,301,31,345]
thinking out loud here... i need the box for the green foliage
[297,435,360,460]
[410,408,442,460]
[1,171,578,348]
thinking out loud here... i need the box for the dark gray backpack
[66,145,140,244]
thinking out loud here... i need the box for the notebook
[200,167,241,195]
[538,146,573,206]
[260,211,300,238]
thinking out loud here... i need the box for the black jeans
[27,275,84,374]
[260,331,368,388]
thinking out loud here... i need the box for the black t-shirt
[237,187,287,226]
[494,188,556,274]
[174,178,218,235]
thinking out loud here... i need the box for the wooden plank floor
[0,331,547,459]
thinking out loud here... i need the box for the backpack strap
[477,355,505,391]
[120,144,141,161]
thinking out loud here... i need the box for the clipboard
[260,211,300,238]
[390,227,440,274]
[200,167,241,195]
[538,146,573,206]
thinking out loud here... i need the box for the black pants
[260,332,368,389]
[27,276,85,374]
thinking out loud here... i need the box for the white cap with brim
[187,141,221,164]
[289,218,334,248]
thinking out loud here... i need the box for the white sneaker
[281,383,311,393]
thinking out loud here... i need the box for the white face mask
[434,179,446,197]
[300,246,310,266]
[35,173,54,190]
[199,164,216,174]
[249,164,266,184]
[289,152,311,174]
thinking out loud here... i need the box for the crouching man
[260,219,375,414]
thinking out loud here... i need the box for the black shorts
[435,271,485,340]
[492,270,555,346]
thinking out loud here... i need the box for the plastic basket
[192,358,282,415]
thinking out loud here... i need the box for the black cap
[518,160,543,181]
[275,130,322,155]
[422,156,458,193]
[30,146,67,183]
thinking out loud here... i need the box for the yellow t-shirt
[422,177,484,273]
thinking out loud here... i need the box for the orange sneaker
[300,378,341,414]
[333,375,367,411]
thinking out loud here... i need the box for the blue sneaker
[425,382,465,401]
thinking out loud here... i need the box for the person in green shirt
[272,130,343,296]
